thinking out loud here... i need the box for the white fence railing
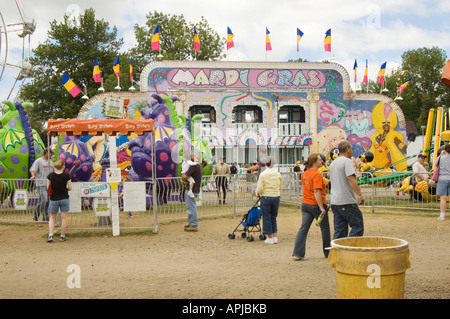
[0,171,440,234]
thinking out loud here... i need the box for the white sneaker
[264,238,274,244]
[273,237,278,244]
[437,216,445,221]
[187,190,195,198]
[293,255,309,261]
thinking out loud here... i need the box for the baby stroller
[228,200,266,242]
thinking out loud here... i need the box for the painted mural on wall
[45,61,406,181]
[313,97,407,170]
[143,61,407,170]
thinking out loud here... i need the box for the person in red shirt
[292,153,331,260]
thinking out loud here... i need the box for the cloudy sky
[1,0,450,100]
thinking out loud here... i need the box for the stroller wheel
[241,232,247,238]
[228,233,236,239]
[259,234,266,241]
[246,235,254,242]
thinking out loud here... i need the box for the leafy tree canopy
[361,46,450,128]
[128,11,226,79]
[19,8,124,135]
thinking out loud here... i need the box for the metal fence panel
[0,170,440,233]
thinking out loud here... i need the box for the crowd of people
[28,148,72,242]
[25,140,448,245]
[183,141,366,261]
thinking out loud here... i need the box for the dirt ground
[0,207,449,300]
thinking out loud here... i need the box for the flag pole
[115,77,121,91]
[99,78,104,92]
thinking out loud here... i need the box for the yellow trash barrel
[328,236,410,299]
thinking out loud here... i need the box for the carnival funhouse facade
[78,60,408,171]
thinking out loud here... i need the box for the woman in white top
[435,144,450,220]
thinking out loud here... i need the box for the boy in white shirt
[181,155,197,198]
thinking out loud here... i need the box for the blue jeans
[437,179,450,196]
[33,186,49,221]
[260,196,280,235]
[331,203,364,239]
[293,203,331,258]
[48,198,70,213]
[185,191,198,228]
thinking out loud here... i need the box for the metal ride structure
[0,0,35,100]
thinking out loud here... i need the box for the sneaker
[187,190,195,198]
[59,235,66,242]
[273,237,278,244]
[126,212,133,218]
[437,216,445,221]
[264,238,274,244]
[293,255,309,261]
[47,234,53,242]
[184,226,198,232]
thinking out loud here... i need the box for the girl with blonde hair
[46,159,72,242]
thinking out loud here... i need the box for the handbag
[432,157,440,182]
[47,183,53,197]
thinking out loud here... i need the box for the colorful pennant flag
[266,27,272,51]
[353,59,358,83]
[324,28,331,52]
[363,59,368,83]
[297,28,304,52]
[113,56,120,79]
[61,73,81,98]
[151,25,160,51]
[227,27,234,50]
[93,58,101,83]
[378,61,387,84]
[129,57,133,82]
[194,26,201,51]
[397,76,413,93]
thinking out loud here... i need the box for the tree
[288,58,309,62]
[362,47,450,128]
[128,11,226,80]
[19,8,124,135]
[393,47,450,126]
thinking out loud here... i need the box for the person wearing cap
[244,148,268,179]
[413,154,430,183]
[255,156,282,244]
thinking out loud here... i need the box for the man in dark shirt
[230,162,238,175]
[182,153,203,232]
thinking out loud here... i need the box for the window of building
[277,147,304,165]
[232,106,262,123]
[278,105,305,123]
[190,105,215,123]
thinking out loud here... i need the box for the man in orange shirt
[292,153,331,260]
